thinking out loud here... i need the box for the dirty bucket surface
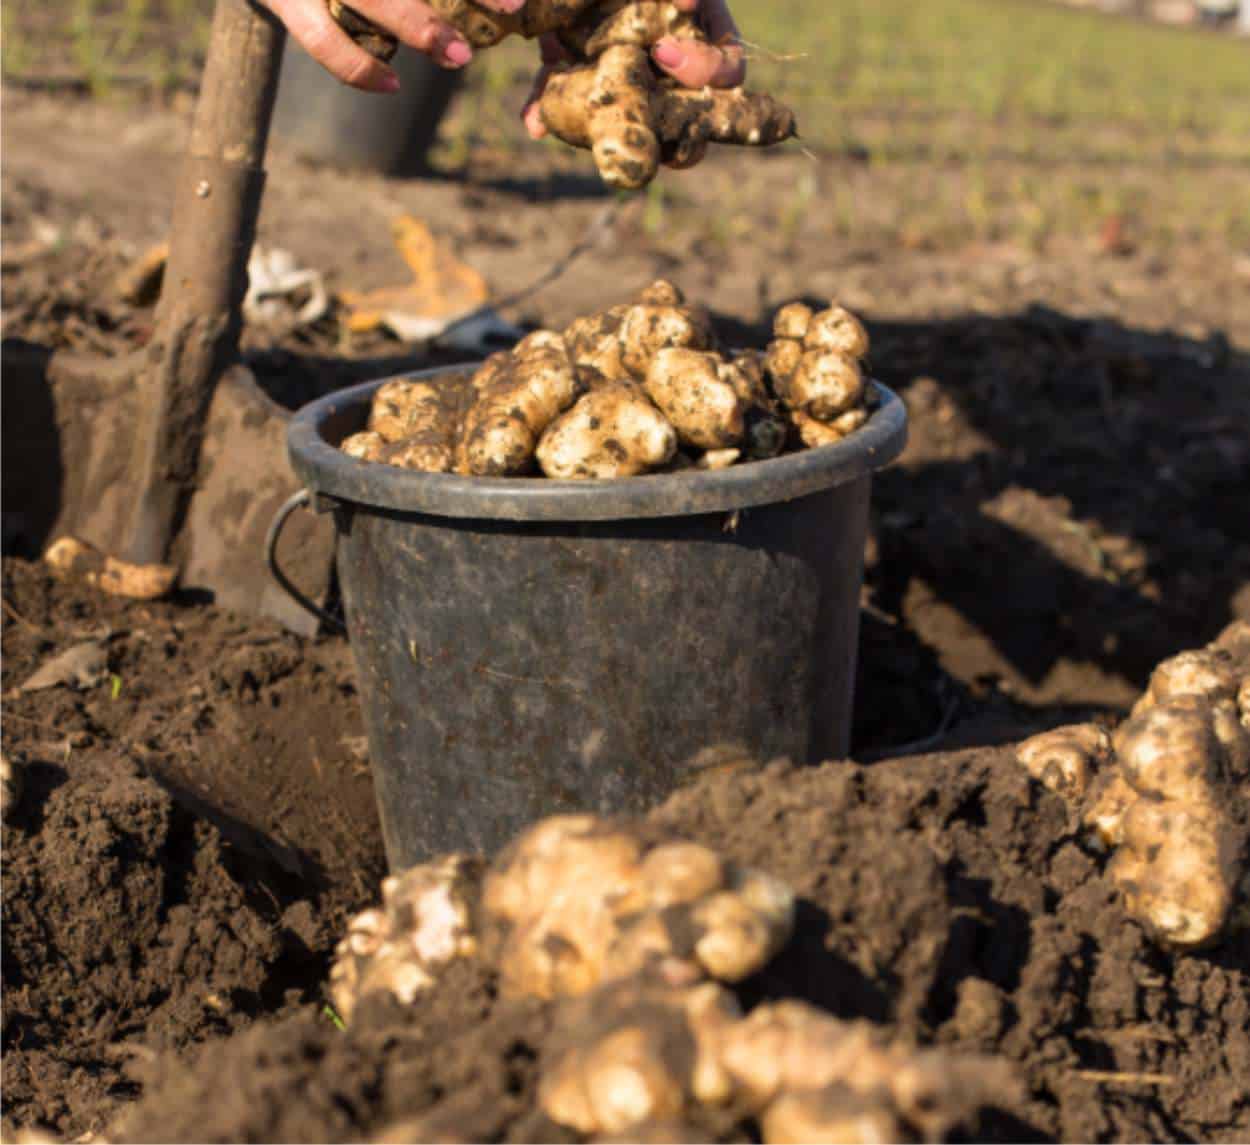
[288,371,907,867]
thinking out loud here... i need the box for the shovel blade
[180,365,334,635]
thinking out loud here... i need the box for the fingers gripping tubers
[329,0,796,189]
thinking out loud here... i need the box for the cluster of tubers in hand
[328,0,796,189]
[340,282,875,480]
[1016,621,1250,950]
[335,812,1010,1142]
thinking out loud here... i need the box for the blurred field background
[5,0,1249,246]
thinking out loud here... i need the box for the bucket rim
[288,365,908,522]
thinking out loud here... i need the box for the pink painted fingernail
[445,39,472,66]
[494,0,525,12]
[652,39,683,68]
[378,72,401,93]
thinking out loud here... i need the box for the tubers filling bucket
[281,299,906,867]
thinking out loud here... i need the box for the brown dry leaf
[338,217,490,339]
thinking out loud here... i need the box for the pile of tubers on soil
[331,814,1013,1143]
[340,282,876,479]
[328,0,796,189]
[1016,621,1250,950]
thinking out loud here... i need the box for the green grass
[740,0,1250,160]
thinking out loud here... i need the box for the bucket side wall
[336,481,871,867]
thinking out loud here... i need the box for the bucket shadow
[710,300,1250,745]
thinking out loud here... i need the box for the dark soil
[3,82,1250,1145]
[112,750,1250,1144]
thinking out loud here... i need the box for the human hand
[521,0,746,142]
[260,0,525,92]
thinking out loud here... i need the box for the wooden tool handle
[123,0,285,565]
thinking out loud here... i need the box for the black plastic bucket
[281,369,907,868]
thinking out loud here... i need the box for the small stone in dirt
[19,640,108,693]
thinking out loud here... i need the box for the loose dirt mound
[2,755,331,1134]
[114,751,1250,1143]
[1,559,384,1141]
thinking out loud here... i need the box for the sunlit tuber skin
[720,353,788,460]
[1015,723,1111,802]
[1,753,21,821]
[380,437,456,473]
[1082,771,1138,848]
[1240,677,1250,730]
[761,1086,902,1145]
[635,279,685,307]
[765,337,804,389]
[545,1025,688,1135]
[541,45,662,190]
[790,408,869,450]
[694,449,741,471]
[620,302,714,380]
[804,306,870,360]
[367,378,445,442]
[565,305,631,386]
[721,1001,1014,1141]
[536,384,677,480]
[773,303,814,342]
[341,430,387,461]
[645,348,745,450]
[635,845,725,910]
[1113,698,1225,807]
[783,351,865,422]
[329,855,482,1023]
[1142,649,1239,710]
[460,331,581,476]
[539,974,741,1135]
[482,814,794,997]
[44,536,176,601]
[483,816,648,997]
[1108,798,1234,949]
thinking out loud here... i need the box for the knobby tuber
[482,815,795,999]
[329,855,482,1022]
[339,284,875,479]
[1015,623,1250,949]
[44,536,176,601]
[328,802,1015,1142]
[329,812,793,1016]
[539,973,742,1134]
[327,0,796,189]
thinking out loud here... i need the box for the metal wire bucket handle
[264,489,347,633]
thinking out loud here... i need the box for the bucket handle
[265,489,347,634]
